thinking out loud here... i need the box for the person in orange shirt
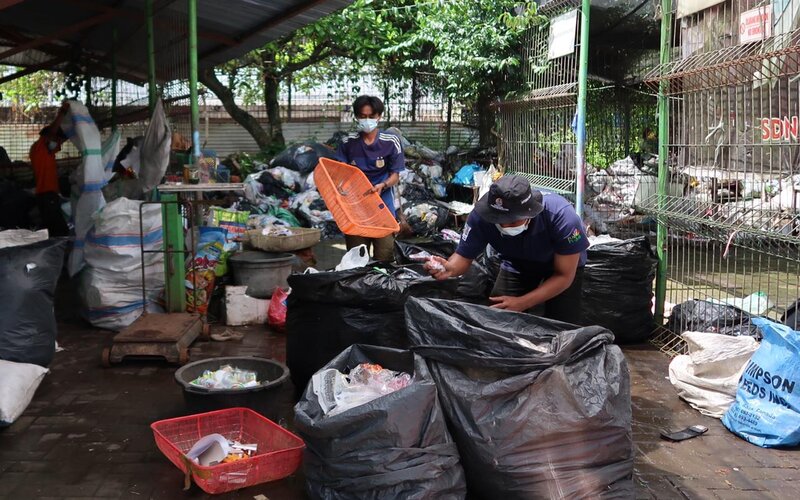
[30,103,69,237]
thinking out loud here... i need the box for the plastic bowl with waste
[174,357,290,418]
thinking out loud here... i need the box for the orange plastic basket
[315,157,400,238]
[151,408,304,495]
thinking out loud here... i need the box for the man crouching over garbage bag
[425,174,588,322]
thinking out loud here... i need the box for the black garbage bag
[271,142,338,175]
[286,265,458,393]
[582,237,658,343]
[782,299,799,330]
[0,239,66,367]
[393,238,456,264]
[668,300,761,339]
[455,247,502,301]
[406,298,634,499]
[294,344,467,500]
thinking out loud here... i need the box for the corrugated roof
[0,0,353,83]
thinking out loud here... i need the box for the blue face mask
[47,141,58,151]
[356,118,378,133]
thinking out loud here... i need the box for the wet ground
[2,266,799,498]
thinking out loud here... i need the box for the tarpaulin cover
[0,239,66,366]
[405,298,634,499]
[286,266,458,393]
[582,236,658,343]
[294,344,466,499]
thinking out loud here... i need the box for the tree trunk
[261,50,285,146]
[199,67,272,151]
[477,90,495,148]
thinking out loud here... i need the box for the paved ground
[2,277,799,499]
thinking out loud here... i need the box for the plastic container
[246,227,321,252]
[228,251,293,299]
[174,357,290,417]
[314,157,400,238]
[151,407,303,494]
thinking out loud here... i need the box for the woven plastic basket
[151,407,304,494]
[315,157,399,238]
[246,227,321,252]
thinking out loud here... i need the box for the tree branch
[278,43,337,78]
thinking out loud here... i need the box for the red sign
[761,117,800,141]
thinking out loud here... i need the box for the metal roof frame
[0,0,353,84]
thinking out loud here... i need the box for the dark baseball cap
[474,175,544,224]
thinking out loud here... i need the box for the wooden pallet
[102,313,208,367]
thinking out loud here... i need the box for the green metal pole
[574,0,591,218]
[654,0,673,325]
[146,0,157,112]
[188,0,200,164]
[161,194,186,313]
[111,27,117,130]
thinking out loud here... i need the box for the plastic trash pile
[186,433,259,466]
[311,362,413,417]
[189,365,260,389]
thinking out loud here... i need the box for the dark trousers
[344,234,395,262]
[36,192,69,237]
[491,267,584,324]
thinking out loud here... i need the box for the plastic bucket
[174,357,290,419]
[228,251,293,299]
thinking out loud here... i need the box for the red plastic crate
[315,157,400,238]
[151,407,304,494]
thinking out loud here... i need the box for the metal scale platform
[102,194,209,366]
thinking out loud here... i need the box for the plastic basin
[175,357,290,418]
[228,251,293,299]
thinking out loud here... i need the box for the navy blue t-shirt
[335,130,405,216]
[456,193,589,277]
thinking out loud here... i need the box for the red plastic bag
[268,287,290,331]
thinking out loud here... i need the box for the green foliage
[0,68,64,112]
[383,1,545,102]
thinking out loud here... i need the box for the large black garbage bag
[294,344,466,500]
[393,237,456,264]
[286,266,458,393]
[455,247,502,301]
[783,299,799,330]
[668,299,761,339]
[582,237,658,343]
[406,298,634,499]
[0,239,66,367]
[271,142,337,175]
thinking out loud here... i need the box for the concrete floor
[2,277,799,499]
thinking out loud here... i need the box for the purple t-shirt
[335,130,405,216]
[456,193,589,277]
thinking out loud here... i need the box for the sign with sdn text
[761,116,800,142]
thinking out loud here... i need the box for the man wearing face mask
[335,95,405,262]
[29,102,70,237]
[425,175,589,322]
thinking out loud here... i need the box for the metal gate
[645,0,800,354]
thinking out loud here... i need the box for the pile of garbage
[189,365,259,390]
[311,362,413,417]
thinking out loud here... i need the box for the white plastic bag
[0,360,48,425]
[669,331,759,418]
[138,99,171,193]
[335,244,369,271]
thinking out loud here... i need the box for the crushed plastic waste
[186,433,259,466]
[188,365,260,390]
[311,362,413,416]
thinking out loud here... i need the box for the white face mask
[496,220,529,237]
[47,141,58,151]
[356,118,378,133]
